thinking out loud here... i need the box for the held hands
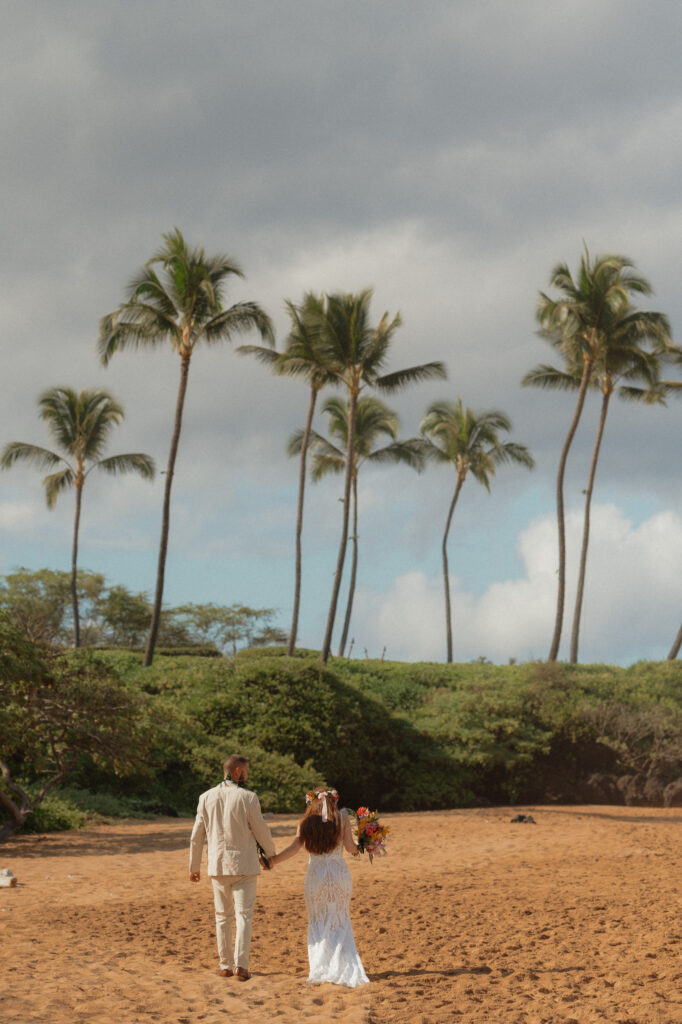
[256,840,274,869]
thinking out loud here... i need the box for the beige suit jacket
[189,780,276,877]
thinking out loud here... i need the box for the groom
[189,754,276,981]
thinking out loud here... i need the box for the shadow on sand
[3,815,299,859]
[536,807,682,826]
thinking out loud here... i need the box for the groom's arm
[245,793,276,860]
[188,796,206,879]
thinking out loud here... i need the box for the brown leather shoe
[219,968,233,977]
[234,967,251,982]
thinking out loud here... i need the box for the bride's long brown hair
[299,788,342,855]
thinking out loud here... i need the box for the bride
[271,787,369,987]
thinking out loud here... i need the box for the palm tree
[303,288,446,663]
[420,398,534,663]
[290,394,426,656]
[310,289,446,662]
[531,317,671,663]
[1,387,154,647]
[522,251,664,661]
[238,293,337,655]
[98,229,273,666]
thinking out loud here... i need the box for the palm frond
[201,302,274,346]
[616,384,667,405]
[658,379,682,397]
[128,267,180,319]
[235,344,280,367]
[521,364,581,390]
[98,306,179,364]
[310,452,346,481]
[274,353,340,386]
[38,388,126,461]
[319,395,352,442]
[94,453,156,478]
[490,442,536,470]
[315,289,374,370]
[286,429,305,457]
[1,442,65,472]
[309,435,345,461]
[275,295,341,386]
[286,428,332,458]
[318,394,403,455]
[43,466,75,508]
[376,360,447,393]
[366,438,428,472]
[469,468,493,492]
[415,437,452,465]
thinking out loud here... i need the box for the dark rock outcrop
[663,779,682,808]
[579,773,624,805]
[616,774,648,807]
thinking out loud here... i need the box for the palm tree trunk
[71,481,83,647]
[443,474,464,664]
[667,620,682,660]
[570,389,611,663]
[338,469,359,657]
[144,353,191,667]
[548,359,593,661]
[287,387,318,656]
[321,389,357,662]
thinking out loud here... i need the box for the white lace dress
[304,822,369,987]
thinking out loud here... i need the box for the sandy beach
[1,806,680,1024]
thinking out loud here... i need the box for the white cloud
[0,501,46,533]
[351,504,682,665]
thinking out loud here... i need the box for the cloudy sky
[3,1,682,664]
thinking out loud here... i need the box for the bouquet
[353,807,389,864]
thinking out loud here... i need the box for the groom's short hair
[223,754,249,777]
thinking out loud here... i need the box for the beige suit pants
[210,873,258,971]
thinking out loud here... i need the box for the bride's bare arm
[270,825,303,866]
[342,812,358,853]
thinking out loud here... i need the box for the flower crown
[305,788,339,805]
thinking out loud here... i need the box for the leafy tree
[1,388,154,647]
[0,615,146,841]
[309,289,446,661]
[420,398,534,663]
[290,394,425,656]
[0,567,73,645]
[0,567,106,646]
[522,251,669,661]
[250,624,289,648]
[95,584,152,648]
[238,293,337,655]
[172,602,285,656]
[98,229,273,666]
[0,567,285,656]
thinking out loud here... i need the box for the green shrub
[21,793,88,833]
[7,647,682,836]
[57,786,147,819]
[189,656,457,809]
[236,645,320,661]
[188,739,320,813]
